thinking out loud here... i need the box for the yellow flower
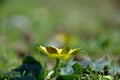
[37,45,80,61]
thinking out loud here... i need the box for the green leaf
[23,56,40,64]
[38,67,47,80]
[13,55,42,78]
[56,75,80,80]
[72,63,83,75]
[46,47,58,53]
[61,47,70,54]
[14,74,37,80]
[86,65,93,74]
[6,71,20,78]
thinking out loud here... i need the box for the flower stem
[51,58,60,78]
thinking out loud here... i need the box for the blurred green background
[0,0,120,72]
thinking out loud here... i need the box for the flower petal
[69,49,80,55]
[60,47,70,54]
[37,46,49,55]
[37,45,80,61]
[46,46,58,54]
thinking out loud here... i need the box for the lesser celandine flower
[37,45,80,61]
[37,45,80,79]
